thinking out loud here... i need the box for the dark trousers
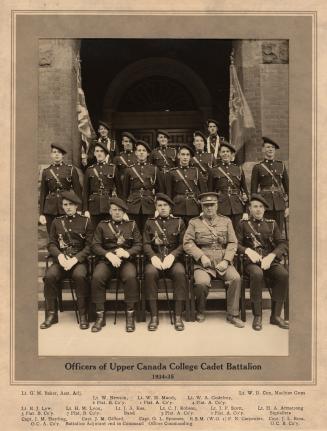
[265,210,285,233]
[45,215,56,235]
[144,262,186,301]
[230,213,243,230]
[44,262,89,302]
[91,260,139,309]
[245,263,288,314]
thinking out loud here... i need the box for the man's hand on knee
[200,255,211,268]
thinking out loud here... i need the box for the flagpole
[229,49,234,145]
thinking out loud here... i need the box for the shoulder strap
[175,169,194,192]
[130,166,145,185]
[49,168,64,188]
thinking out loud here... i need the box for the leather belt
[261,185,281,192]
[92,190,113,195]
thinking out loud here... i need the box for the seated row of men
[39,125,289,236]
[40,189,289,333]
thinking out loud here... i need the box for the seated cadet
[91,197,142,333]
[183,192,244,328]
[166,143,207,225]
[190,130,216,182]
[123,140,165,232]
[235,194,289,331]
[39,143,82,234]
[149,129,177,177]
[40,191,93,330]
[208,139,249,229]
[143,193,187,331]
[112,131,137,183]
[83,141,122,229]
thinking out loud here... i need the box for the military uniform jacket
[122,162,165,215]
[183,214,238,278]
[39,163,82,216]
[86,137,117,168]
[92,219,142,259]
[83,162,122,215]
[166,166,207,216]
[113,151,137,176]
[149,146,177,173]
[251,159,289,211]
[208,161,249,215]
[190,150,216,180]
[48,214,93,263]
[143,215,186,261]
[235,217,288,262]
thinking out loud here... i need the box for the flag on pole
[229,51,255,164]
[75,53,96,165]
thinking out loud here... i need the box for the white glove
[151,256,163,270]
[115,248,130,259]
[39,215,47,225]
[241,212,249,221]
[200,255,211,268]
[261,253,275,270]
[58,253,68,268]
[63,257,78,271]
[284,207,289,218]
[84,211,90,218]
[245,248,262,263]
[162,254,175,270]
[105,252,122,268]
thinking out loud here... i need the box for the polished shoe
[79,314,89,330]
[126,310,135,332]
[252,315,262,331]
[270,315,289,329]
[174,315,184,331]
[195,312,206,322]
[227,314,245,328]
[91,311,106,333]
[148,315,159,331]
[40,311,58,329]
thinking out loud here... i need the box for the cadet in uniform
[206,119,221,159]
[40,191,93,330]
[39,144,82,234]
[123,140,165,232]
[208,140,249,229]
[190,130,216,182]
[86,120,117,167]
[235,194,289,331]
[91,197,142,333]
[83,141,122,229]
[112,131,137,183]
[183,192,244,328]
[143,193,187,331]
[149,129,177,178]
[251,137,289,232]
[166,143,207,224]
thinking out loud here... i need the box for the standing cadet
[143,193,187,331]
[39,144,82,234]
[149,129,177,178]
[166,144,207,224]
[123,140,165,232]
[235,194,289,331]
[208,140,249,229]
[112,131,137,183]
[190,130,216,182]
[183,192,244,328]
[40,191,93,330]
[206,119,221,159]
[86,120,117,167]
[91,197,142,333]
[251,137,289,232]
[83,142,122,229]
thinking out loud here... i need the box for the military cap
[135,139,151,153]
[219,139,236,153]
[50,143,67,154]
[262,136,280,149]
[250,194,269,208]
[121,131,136,144]
[94,141,110,154]
[155,193,174,207]
[206,118,219,127]
[199,192,219,204]
[157,129,170,139]
[177,143,194,156]
[98,120,111,131]
[61,190,82,205]
[193,131,206,142]
[109,197,128,212]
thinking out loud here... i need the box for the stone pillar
[38,39,81,166]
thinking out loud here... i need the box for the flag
[229,61,255,164]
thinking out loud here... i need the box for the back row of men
[39,119,289,236]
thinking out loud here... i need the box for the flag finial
[230,48,235,65]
